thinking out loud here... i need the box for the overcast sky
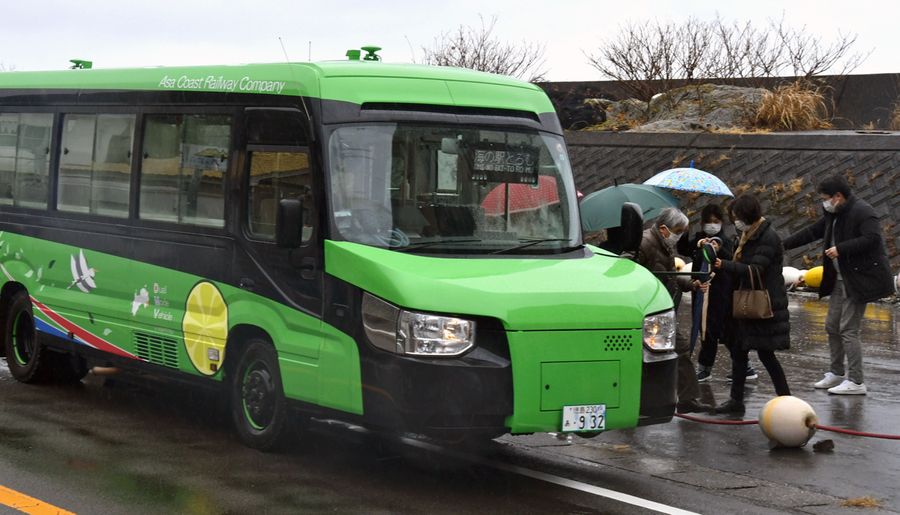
[1,0,896,81]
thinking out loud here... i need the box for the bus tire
[230,339,289,451]
[2,291,50,383]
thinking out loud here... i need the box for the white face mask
[734,220,748,232]
[822,199,836,213]
[703,223,722,236]
[662,227,681,245]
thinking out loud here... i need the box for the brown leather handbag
[733,267,774,319]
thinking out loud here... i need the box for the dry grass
[711,127,773,134]
[841,496,882,508]
[891,102,900,130]
[755,81,832,131]
[706,153,731,168]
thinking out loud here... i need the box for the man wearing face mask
[784,175,894,395]
[639,208,709,413]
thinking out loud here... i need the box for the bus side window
[140,114,231,227]
[248,151,311,242]
[0,112,53,209]
[58,114,134,218]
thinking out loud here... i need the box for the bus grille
[603,333,635,352]
[134,332,179,369]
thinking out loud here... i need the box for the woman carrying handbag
[712,194,792,415]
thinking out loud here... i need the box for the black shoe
[697,367,712,382]
[676,400,712,414]
[713,398,746,415]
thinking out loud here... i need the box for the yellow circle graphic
[182,281,228,376]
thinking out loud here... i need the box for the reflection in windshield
[327,124,581,254]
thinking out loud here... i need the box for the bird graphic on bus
[68,249,97,293]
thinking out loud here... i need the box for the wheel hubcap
[241,361,275,430]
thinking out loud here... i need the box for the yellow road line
[0,485,75,515]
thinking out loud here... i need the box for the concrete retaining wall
[566,131,900,272]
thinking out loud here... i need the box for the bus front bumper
[361,329,670,438]
[637,350,677,426]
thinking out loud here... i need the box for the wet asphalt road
[0,294,898,514]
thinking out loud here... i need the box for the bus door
[240,108,322,324]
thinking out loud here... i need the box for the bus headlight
[642,310,676,352]
[362,293,475,357]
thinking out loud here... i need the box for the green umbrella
[580,183,679,231]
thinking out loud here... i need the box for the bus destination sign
[469,143,539,184]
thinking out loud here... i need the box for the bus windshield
[327,124,581,254]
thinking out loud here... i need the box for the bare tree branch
[586,16,869,97]
[422,15,548,82]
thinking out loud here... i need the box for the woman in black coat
[712,194,791,414]
[677,203,739,381]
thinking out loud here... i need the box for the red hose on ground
[674,413,759,425]
[674,413,900,439]
[814,424,900,440]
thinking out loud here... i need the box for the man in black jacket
[784,175,894,395]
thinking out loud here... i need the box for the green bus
[0,49,676,449]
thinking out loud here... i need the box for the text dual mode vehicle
[0,49,677,449]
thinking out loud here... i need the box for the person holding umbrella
[638,207,710,414]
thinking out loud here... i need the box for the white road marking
[400,436,699,515]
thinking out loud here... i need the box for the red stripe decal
[30,297,140,360]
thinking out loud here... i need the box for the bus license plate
[562,404,606,432]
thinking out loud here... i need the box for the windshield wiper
[392,238,483,252]
[490,238,577,255]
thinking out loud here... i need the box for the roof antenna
[277,37,291,62]
[404,35,416,62]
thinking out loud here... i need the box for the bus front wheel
[2,291,49,383]
[230,339,290,451]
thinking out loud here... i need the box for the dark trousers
[728,344,790,403]
[697,332,719,368]
[676,330,700,403]
[697,329,732,368]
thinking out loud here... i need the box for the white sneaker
[827,380,867,395]
[814,372,844,389]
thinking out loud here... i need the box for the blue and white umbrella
[643,167,734,197]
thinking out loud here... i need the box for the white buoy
[758,396,818,448]
[782,267,803,289]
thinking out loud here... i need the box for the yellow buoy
[804,266,824,288]
[759,396,818,448]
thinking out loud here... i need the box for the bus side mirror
[619,202,643,257]
[276,199,304,248]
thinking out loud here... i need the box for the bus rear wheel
[2,291,50,383]
[230,339,290,451]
